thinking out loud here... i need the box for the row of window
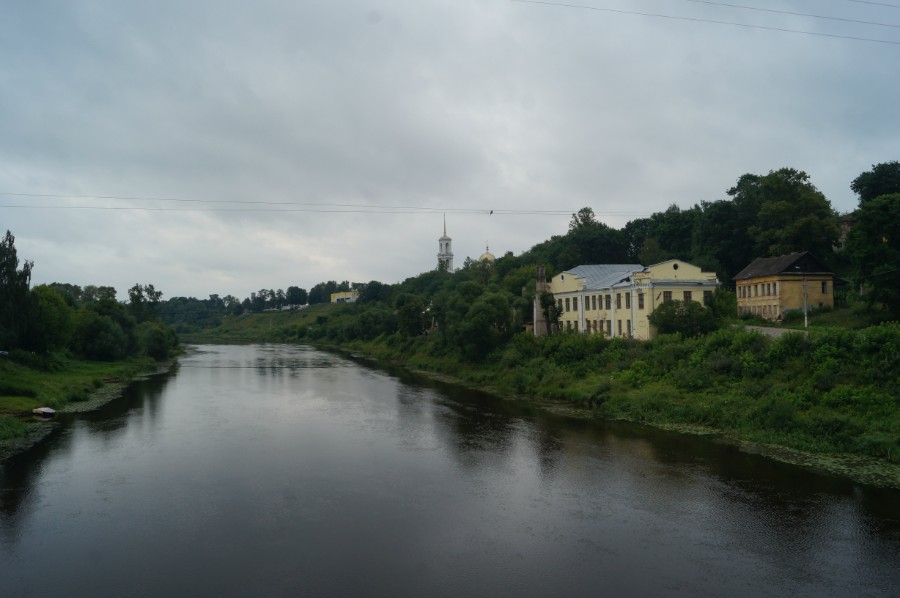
[565,318,633,337]
[739,282,777,299]
[558,290,710,313]
[738,281,828,299]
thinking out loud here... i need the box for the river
[1,344,898,596]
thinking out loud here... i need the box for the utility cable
[510,0,900,46]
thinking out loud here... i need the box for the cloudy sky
[2,0,897,300]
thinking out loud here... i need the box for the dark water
[1,345,898,597]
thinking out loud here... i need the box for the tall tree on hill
[729,168,838,261]
[845,193,900,316]
[851,161,900,204]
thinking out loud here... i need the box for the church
[436,218,495,273]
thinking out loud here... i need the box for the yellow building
[542,260,719,340]
[733,252,835,321]
[330,290,360,304]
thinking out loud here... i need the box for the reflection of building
[540,260,719,340]
[330,290,359,303]
[437,216,454,272]
[733,251,835,320]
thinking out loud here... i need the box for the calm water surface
[1,344,898,597]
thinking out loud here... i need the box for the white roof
[563,264,643,291]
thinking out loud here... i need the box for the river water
[1,344,898,597]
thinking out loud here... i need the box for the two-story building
[732,251,835,320]
[541,260,719,340]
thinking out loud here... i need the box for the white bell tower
[437,215,454,272]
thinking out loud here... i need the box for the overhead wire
[509,0,900,46]
[669,0,900,29]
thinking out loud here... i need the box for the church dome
[479,244,496,262]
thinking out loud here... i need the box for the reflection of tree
[0,369,175,542]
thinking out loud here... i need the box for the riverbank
[322,331,900,489]
[0,356,177,462]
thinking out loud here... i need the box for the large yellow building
[541,260,719,340]
[330,290,360,304]
[733,251,835,321]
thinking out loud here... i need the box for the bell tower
[437,215,454,272]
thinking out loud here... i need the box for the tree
[0,230,34,349]
[649,300,717,338]
[28,285,75,352]
[286,286,308,306]
[729,168,838,262]
[394,293,426,337]
[851,161,900,204]
[845,193,900,316]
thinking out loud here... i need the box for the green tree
[395,293,426,337]
[845,193,900,316]
[286,286,308,306]
[28,285,75,352]
[649,300,717,338]
[851,161,900,204]
[0,231,34,349]
[730,168,839,260]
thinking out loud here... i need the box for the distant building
[478,243,496,263]
[732,251,835,320]
[330,290,359,304]
[437,216,454,272]
[539,260,719,340]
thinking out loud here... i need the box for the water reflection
[0,344,898,597]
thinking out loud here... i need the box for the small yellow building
[541,260,719,340]
[330,290,360,304]
[733,251,834,321]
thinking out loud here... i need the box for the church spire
[437,215,454,272]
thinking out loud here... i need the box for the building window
[574,320,579,332]
[638,293,644,309]
[821,281,828,294]
[663,291,672,303]
[557,299,562,312]
[594,319,599,333]
[683,291,692,302]
[566,321,571,330]
[773,282,777,295]
[592,295,597,311]
[606,320,611,336]
[616,293,621,309]
[626,320,632,337]
[605,295,611,310]
[617,320,622,336]
[625,293,631,309]
[703,290,712,305]
[565,298,570,312]
[573,297,578,311]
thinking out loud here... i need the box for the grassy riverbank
[182,306,900,487]
[0,354,171,447]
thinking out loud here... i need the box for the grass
[0,355,152,416]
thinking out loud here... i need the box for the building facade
[733,251,835,320]
[330,290,359,303]
[540,260,719,340]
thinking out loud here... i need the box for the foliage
[648,300,718,337]
[845,193,900,317]
[851,161,900,204]
[0,230,33,350]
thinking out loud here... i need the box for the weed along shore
[180,305,900,489]
[0,356,178,463]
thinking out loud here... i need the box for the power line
[0,203,578,215]
[671,0,900,29]
[0,192,577,215]
[844,0,900,9]
[510,0,900,46]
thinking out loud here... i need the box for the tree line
[0,231,178,362]
[161,161,900,345]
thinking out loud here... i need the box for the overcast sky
[2,0,897,300]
